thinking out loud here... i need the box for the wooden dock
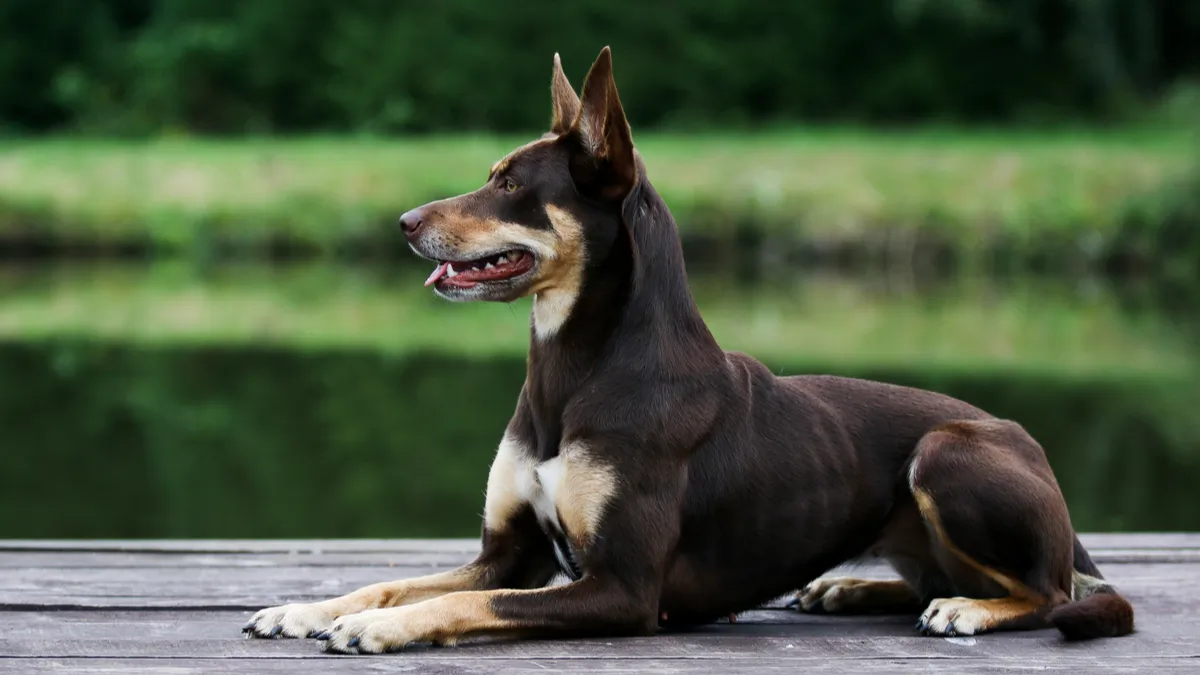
[2,534,1198,673]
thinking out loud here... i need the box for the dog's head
[400,47,638,334]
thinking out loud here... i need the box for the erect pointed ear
[550,53,580,136]
[567,46,637,201]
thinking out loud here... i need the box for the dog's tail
[1048,536,1134,640]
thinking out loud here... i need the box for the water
[1,261,1198,537]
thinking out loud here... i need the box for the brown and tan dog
[243,47,1134,654]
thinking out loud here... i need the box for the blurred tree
[0,0,1196,134]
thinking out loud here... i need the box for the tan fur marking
[1071,570,1111,601]
[928,420,981,438]
[484,434,534,532]
[345,566,485,612]
[798,578,917,613]
[920,596,1046,636]
[244,563,491,638]
[912,487,1044,602]
[556,441,618,543]
[385,591,514,646]
[852,579,917,605]
[532,205,586,339]
[431,211,560,263]
[324,589,526,652]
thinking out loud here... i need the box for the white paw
[917,597,986,636]
[793,577,870,613]
[242,602,336,639]
[319,607,424,655]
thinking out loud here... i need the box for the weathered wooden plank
[3,547,1196,570]
[0,610,926,640]
[1,605,1196,644]
[1,533,1196,554]
[4,658,1199,675]
[4,559,1196,611]
[1077,533,1200,550]
[0,540,1194,673]
[0,540,483,554]
[0,570,438,609]
[0,552,473,569]
[3,631,1198,660]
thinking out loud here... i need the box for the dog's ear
[567,46,637,201]
[550,53,580,136]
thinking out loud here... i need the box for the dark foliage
[2,0,1198,134]
[2,341,1197,538]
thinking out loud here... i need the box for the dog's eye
[504,178,519,193]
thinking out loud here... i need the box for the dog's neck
[522,174,725,459]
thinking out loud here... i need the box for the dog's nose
[399,208,424,237]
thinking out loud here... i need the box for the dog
[242,47,1135,654]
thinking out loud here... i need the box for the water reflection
[0,261,1197,537]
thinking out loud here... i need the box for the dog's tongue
[424,262,450,287]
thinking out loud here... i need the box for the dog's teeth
[484,262,494,269]
[446,265,458,278]
[506,251,520,262]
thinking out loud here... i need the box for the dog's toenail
[348,636,360,648]
[266,625,282,638]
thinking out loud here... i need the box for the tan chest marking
[532,205,586,340]
[483,434,531,533]
[482,436,617,547]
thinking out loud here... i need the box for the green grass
[1,262,1194,379]
[0,128,1193,252]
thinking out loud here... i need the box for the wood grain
[1,536,1196,673]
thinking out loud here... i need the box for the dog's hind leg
[793,492,938,616]
[794,578,921,614]
[906,419,1078,636]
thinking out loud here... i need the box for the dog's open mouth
[424,250,536,289]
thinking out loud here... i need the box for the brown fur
[550,53,581,135]
[242,46,1134,654]
[1050,593,1136,640]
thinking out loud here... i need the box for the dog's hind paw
[792,577,872,614]
[243,602,336,639]
[916,597,984,637]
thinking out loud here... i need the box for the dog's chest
[515,457,563,527]
[515,457,582,579]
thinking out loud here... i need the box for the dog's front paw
[916,597,985,637]
[243,602,336,639]
[319,607,421,655]
[792,577,871,613]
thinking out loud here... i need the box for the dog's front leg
[244,432,559,638]
[319,576,658,653]
[320,442,684,654]
[243,509,558,638]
